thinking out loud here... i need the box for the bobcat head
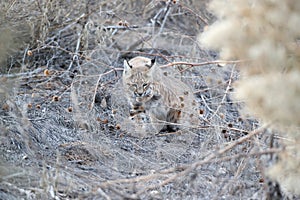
[123,56,156,103]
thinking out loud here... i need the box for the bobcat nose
[136,91,143,96]
[136,88,144,96]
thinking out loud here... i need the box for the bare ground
[0,1,293,199]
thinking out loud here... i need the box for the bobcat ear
[124,59,132,72]
[149,57,156,68]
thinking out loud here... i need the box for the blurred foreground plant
[199,0,300,196]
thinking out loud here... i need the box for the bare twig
[160,60,245,71]
[102,25,139,30]
[0,67,46,78]
[96,187,112,200]
[179,3,208,25]
[209,65,235,120]
[66,28,84,72]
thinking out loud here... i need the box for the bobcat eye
[143,83,149,88]
[128,84,137,91]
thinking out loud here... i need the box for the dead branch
[136,124,270,195]
[160,60,245,71]
[209,65,235,120]
[94,124,275,197]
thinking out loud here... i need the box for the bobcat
[122,56,199,133]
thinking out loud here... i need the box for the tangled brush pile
[199,0,300,195]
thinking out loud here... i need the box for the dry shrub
[200,0,300,74]
[235,73,300,129]
[199,0,300,195]
[1,0,277,199]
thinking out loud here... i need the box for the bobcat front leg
[129,102,145,116]
[129,102,149,127]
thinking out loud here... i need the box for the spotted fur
[123,56,198,132]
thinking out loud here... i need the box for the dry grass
[0,0,291,199]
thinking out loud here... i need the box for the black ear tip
[151,57,156,65]
[125,59,132,68]
[151,57,156,63]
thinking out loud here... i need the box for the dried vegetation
[200,0,300,197]
[0,0,294,199]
